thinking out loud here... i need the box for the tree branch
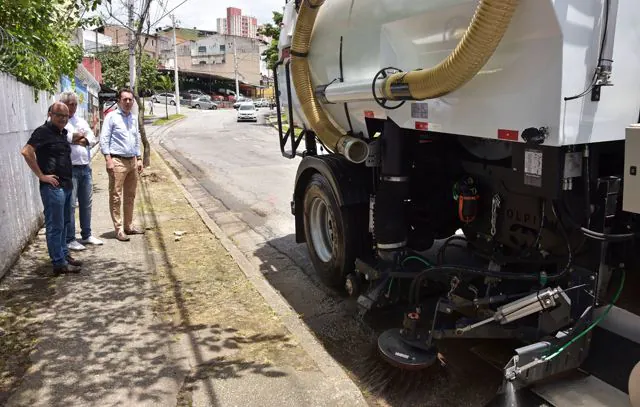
[149,0,189,28]
[101,1,134,32]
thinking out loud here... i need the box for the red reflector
[498,129,519,141]
[364,110,374,118]
[415,121,429,130]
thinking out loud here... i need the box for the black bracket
[372,67,406,110]
[273,60,317,159]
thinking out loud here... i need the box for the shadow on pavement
[4,246,185,406]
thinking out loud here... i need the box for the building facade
[216,18,227,35]
[217,7,258,39]
[82,30,112,55]
[227,7,242,36]
[241,16,258,38]
[159,33,262,93]
[99,25,163,59]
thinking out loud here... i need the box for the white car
[237,103,258,122]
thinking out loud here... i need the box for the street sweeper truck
[272,0,640,404]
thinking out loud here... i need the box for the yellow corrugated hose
[290,0,518,160]
[382,0,519,100]
[291,0,369,163]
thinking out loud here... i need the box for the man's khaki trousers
[108,157,137,232]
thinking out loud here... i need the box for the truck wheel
[303,173,363,288]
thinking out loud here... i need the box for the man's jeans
[67,165,93,242]
[40,184,72,266]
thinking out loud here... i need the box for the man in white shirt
[60,91,104,250]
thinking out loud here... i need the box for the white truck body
[278,0,640,146]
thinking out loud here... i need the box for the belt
[73,164,89,168]
[111,154,134,159]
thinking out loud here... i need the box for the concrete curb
[152,140,368,406]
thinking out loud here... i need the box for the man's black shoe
[66,255,83,267]
[53,265,82,275]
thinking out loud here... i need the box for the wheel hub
[309,197,335,262]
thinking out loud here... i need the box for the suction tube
[382,0,519,101]
[290,0,369,164]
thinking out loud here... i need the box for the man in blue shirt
[100,88,145,242]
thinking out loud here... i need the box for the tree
[258,11,283,71]
[98,47,160,94]
[101,0,170,167]
[155,74,173,119]
[0,0,102,93]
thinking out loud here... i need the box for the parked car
[257,99,272,108]
[190,96,218,110]
[233,97,251,109]
[187,89,206,97]
[103,100,117,116]
[152,93,176,105]
[236,102,258,122]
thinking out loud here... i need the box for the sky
[147,0,286,31]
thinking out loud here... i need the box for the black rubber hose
[559,199,636,241]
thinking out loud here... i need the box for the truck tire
[302,173,363,288]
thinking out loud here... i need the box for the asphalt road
[155,107,503,407]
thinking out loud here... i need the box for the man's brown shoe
[116,230,130,241]
[124,227,145,235]
[53,264,81,275]
[66,255,83,267]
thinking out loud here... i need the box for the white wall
[82,30,113,55]
[0,73,56,278]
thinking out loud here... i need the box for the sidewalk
[0,126,366,406]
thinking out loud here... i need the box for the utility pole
[233,36,240,98]
[172,14,181,114]
[128,0,136,89]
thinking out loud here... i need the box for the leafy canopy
[257,11,283,71]
[98,47,160,94]
[0,0,102,92]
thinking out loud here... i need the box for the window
[220,45,226,52]
[199,61,206,65]
[198,46,206,53]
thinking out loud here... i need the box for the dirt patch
[139,150,318,405]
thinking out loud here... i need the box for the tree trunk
[134,41,151,168]
[135,95,151,167]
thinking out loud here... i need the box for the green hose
[402,256,434,268]
[544,269,626,362]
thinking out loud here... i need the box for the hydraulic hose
[382,0,519,101]
[291,0,369,164]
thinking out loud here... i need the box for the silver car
[152,93,177,105]
[190,96,218,110]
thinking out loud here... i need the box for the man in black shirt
[21,102,83,274]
